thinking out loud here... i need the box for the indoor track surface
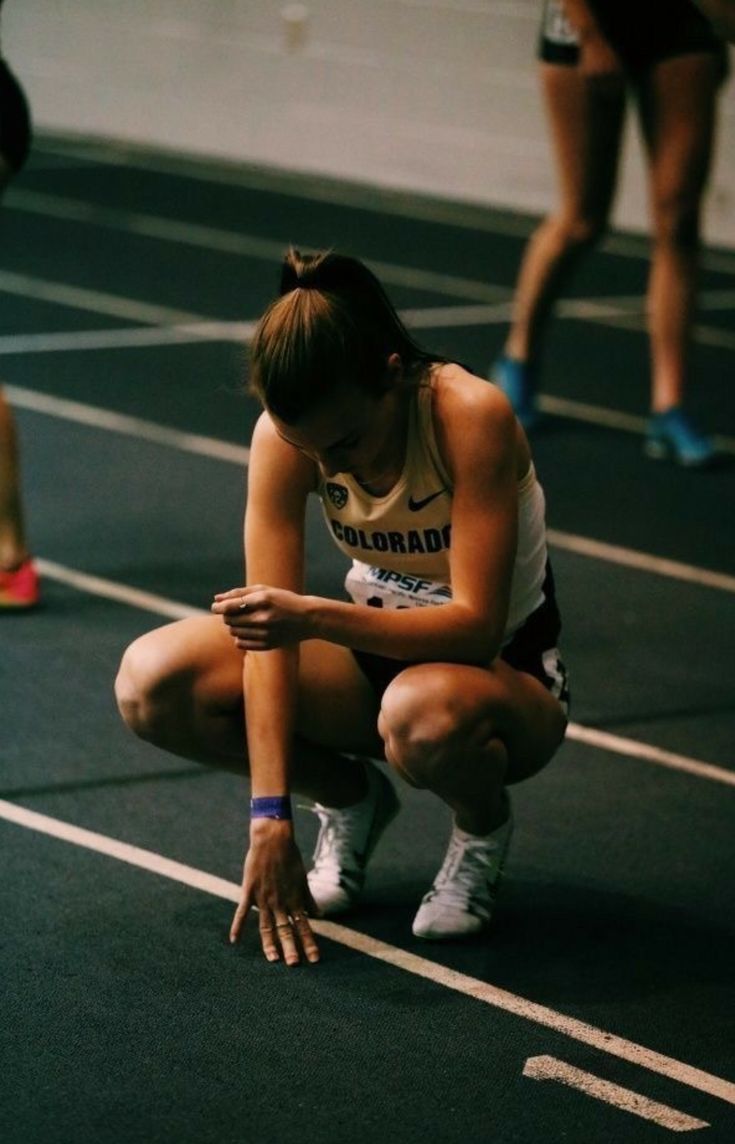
[2,136,735,1144]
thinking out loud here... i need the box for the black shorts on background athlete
[538,0,729,81]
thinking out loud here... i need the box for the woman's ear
[386,352,404,385]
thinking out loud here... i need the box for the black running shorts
[538,0,729,82]
[352,564,570,715]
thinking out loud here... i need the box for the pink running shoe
[0,558,40,608]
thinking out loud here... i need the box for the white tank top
[316,381,549,641]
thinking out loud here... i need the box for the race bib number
[543,0,579,45]
[345,561,452,610]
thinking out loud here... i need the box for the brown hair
[248,249,442,422]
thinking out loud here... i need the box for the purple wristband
[250,795,292,820]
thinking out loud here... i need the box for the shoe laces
[310,803,363,879]
[427,828,507,911]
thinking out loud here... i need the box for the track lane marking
[8,385,734,591]
[25,136,735,276]
[5,388,251,466]
[7,189,735,349]
[0,322,256,355]
[403,299,735,354]
[547,530,735,594]
[1,315,733,455]
[35,558,206,621]
[6,189,509,304]
[523,1056,710,1131]
[564,724,735,788]
[0,268,206,326]
[1,797,733,1107]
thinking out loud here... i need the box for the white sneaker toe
[411,802,513,942]
[412,901,487,940]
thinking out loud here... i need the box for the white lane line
[402,297,647,329]
[523,1056,710,1132]
[36,559,206,622]
[32,557,735,790]
[0,310,501,350]
[0,800,241,900]
[31,136,735,277]
[541,395,648,434]
[7,189,508,304]
[1,797,733,1108]
[8,384,735,595]
[404,300,735,354]
[547,529,735,594]
[566,724,735,788]
[402,302,513,327]
[4,387,251,466]
[9,188,735,338]
[0,269,206,326]
[0,323,254,356]
[541,396,735,457]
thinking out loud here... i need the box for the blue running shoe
[644,408,716,468]
[490,354,539,429]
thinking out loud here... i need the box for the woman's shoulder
[428,362,531,478]
[430,361,515,431]
[250,411,318,492]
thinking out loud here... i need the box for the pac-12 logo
[326,482,349,509]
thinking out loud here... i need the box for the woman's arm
[559,0,624,79]
[241,413,312,801]
[223,412,320,964]
[218,375,521,667]
[558,0,602,39]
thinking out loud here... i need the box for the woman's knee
[114,631,188,744]
[378,669,488,789]
[651,194,701,249]
[550,210,608,252]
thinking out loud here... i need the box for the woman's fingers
[292,913,320,964]
[229,896,251,945]
[253,911,320,966]
[258,913,281,963]
[272,915,300,967]
[213,587,248,601]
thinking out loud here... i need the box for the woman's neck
[355,387,412,496]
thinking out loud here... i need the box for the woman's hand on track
[230,819,320,966]
[212,586,313,650]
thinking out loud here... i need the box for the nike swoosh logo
[408,489,447,512]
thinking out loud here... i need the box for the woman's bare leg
[503,63,626,363]
[635,54,721,413]
[379,659,567,835]
[115,615,384,805]
[0,386,29,570]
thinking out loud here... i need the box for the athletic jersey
[316,381,549,643]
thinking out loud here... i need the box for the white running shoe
[412,797,513,940]
[307,761,400,916]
